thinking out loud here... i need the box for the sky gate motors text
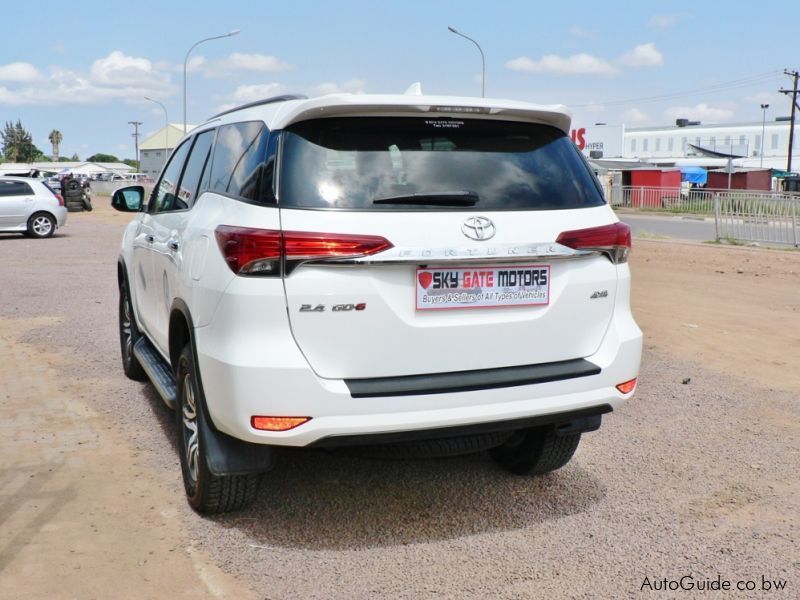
[429,268,548,289]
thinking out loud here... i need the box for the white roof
[140,123,197,150]
[1,161,134,174]
[198,93,573,134]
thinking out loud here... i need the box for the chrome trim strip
[300,243,597,267]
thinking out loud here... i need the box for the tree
[70,153,79,161]
[1,120,44,163]
[122,158,140,169]
[87,153,119,163]
[48,129,63,160]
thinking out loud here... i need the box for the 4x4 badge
[461,216,496,241]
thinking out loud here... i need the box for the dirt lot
[0,202,797,598]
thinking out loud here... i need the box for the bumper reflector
[251,416,310,431]
[616,378,637,395]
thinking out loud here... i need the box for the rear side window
[175,129,214,209]
[151,140,191,213]
[208,121,270,202]
[280,117,605,211]
[0,180,34,197]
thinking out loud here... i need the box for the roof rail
[210,94,308,120]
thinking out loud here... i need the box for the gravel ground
[0,206,797,598]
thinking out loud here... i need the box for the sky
[1,0,797,161]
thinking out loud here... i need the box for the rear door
[148,129,216,353]
[278,117,620,379]
[0,180,34,228]
[134,139,192,351]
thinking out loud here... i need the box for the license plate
[416,264,550,310]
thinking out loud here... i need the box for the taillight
[555,222,631,264]
[283,231,394,260]
[214,226,282,275]
[55,193,64,207]
[214,226,393,276]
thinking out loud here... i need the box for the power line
[572,70,783,109]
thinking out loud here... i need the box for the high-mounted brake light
[214,226,393,276]
[555,222,631,264]
[251,416,310,431]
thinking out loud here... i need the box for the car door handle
[146,235,155,243]
[168,239,180,252]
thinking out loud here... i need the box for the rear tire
[176,344,261,514]
[490,427,581,475]
[26,212,56,238]
[118,281,147,381]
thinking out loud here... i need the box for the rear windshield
[279,117,604,210]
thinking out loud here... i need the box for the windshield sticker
[424,120,465,129]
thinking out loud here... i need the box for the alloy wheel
[32,216,53,236]
[182,373,200,484]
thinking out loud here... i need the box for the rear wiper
[372,191,480,206]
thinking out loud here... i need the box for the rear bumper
[195,302,642,447]
[309,405,611,448]
[54,206,68,228]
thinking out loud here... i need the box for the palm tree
[48,129,63,160]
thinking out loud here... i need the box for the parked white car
[113,92,642,513]
[0,177,67,238]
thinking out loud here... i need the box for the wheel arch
[169,301,193,376]
[28,210,58,234]
[29,209,58,221]
[117,257,127,288]
[170,298,275,476]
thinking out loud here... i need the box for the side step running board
[133,337,177,409]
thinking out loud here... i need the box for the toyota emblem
[461,216,496,241]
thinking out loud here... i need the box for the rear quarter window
[0,180,34,197]
[279,117,605,211]
[207,121,271,202]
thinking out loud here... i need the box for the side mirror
[111,186,145,212]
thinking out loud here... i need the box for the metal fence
[610,186,719,214]
[607,185,800,246]
[714,193,799,246]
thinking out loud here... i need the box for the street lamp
[144,96,169,171]
[447,26,485,97]
[183,29,240,133]
[760,103,769,168]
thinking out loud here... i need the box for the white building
[139,123,195,178]
[574,119,800,171]
[0,161,135,177]
[624,120,800,169]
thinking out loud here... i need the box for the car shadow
[214,444,605,550]
[140,384,180,455]
[0,232,70,241]
[137,380,605,551]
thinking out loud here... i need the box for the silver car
[0,177,68,238]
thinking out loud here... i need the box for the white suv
[113,93,642,513]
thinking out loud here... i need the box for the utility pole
[128,121,143,169]
[779,69,799,173]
